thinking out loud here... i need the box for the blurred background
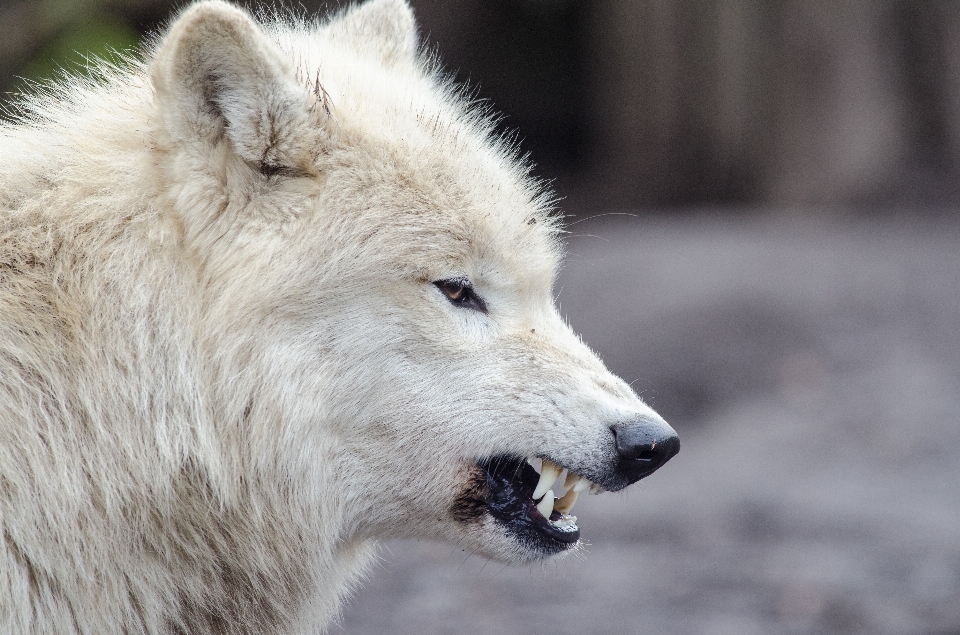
[9,0,960,209]
[3,1,959,633]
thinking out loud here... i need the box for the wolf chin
[0,1,679,633]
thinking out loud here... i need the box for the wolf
[0,0,679,632]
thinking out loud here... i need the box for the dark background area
[2,2,958,634]
[6,0,960,210]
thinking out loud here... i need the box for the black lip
[477,456,580,552]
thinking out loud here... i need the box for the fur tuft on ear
[150,0,324,172]
[330,0,418,66]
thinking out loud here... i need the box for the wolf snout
[612,416,680,484]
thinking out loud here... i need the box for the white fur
[0,1,667,632]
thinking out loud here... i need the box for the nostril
[612,416,680,464]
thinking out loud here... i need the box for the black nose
[612,416,680,484]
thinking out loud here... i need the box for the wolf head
[149,0,677,565]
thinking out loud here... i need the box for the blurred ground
[337,212,960,635]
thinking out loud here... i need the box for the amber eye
[433,278,487,313]
[440,282,465,301]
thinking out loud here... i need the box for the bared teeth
[532,460,562,501]
[526,456,601,525]
[536,490,555,518]
[522,458,595,533]
[564,472,591,493]
[550,514,578,531]
[554,488,578,514]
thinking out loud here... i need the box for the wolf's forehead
[340,200,562,288]
[363,130,562,277]
[271,21,563,274]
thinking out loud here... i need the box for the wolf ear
[331,0,417,66]
[150,0,322,172]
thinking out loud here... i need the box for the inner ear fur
[150,0,324,172]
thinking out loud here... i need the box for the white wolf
[0,1,678,632]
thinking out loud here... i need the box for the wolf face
[149,0,678,567]
[0,0,678,631]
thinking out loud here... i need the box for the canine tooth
[535,490,555,518]
[589,483,604,495]
[532,460,562,500]
[554,488,578,514]
[564,473,592,494]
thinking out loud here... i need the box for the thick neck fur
[0,74,376,635]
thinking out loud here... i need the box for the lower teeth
[550,513,578,531]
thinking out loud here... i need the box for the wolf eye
[433,279,487,313]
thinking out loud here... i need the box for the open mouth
[452,421,678,557]
[471,455,602,555]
